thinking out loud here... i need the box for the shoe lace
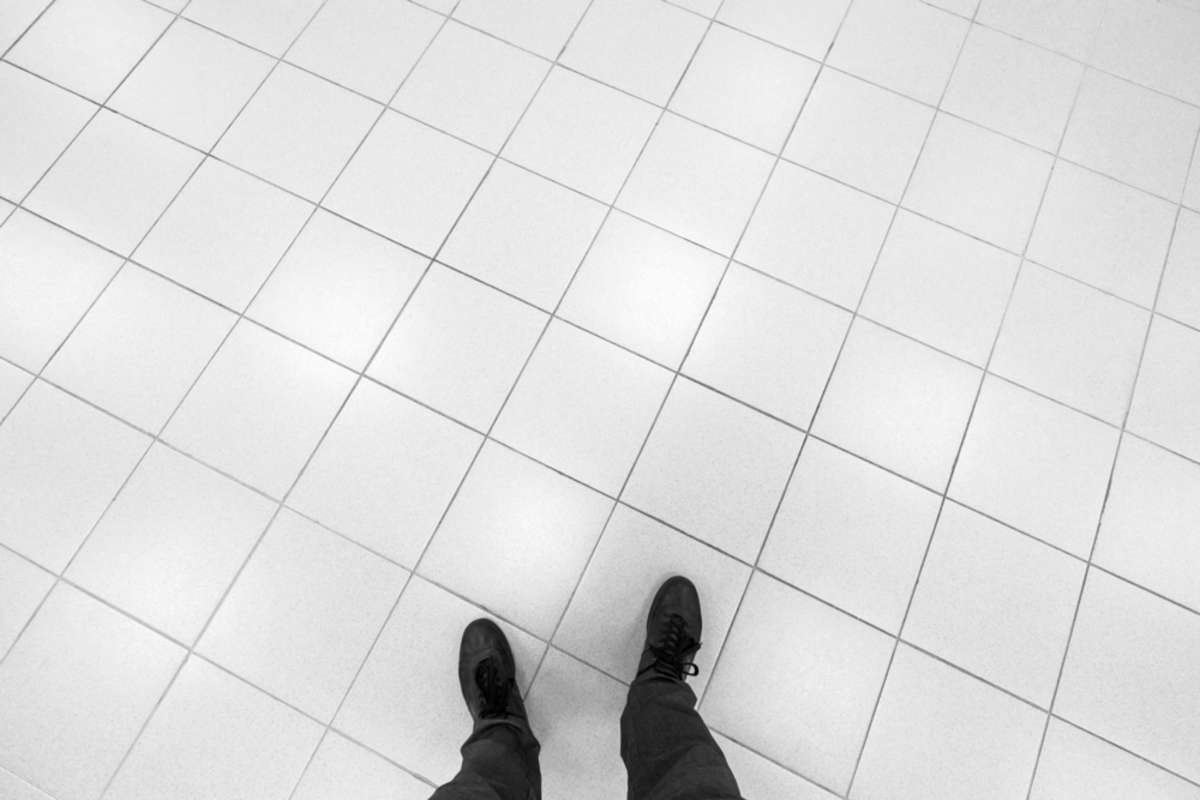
[475,657,511,719]
[646,613,700,681]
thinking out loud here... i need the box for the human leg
[430,619,541,800]
[620,577,742,800]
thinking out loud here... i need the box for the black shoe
[636,576,702,683]
[458,618,528,730]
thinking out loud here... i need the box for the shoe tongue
[476,658,509,718]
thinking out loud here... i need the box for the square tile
[216,65,380,201]
[185,0,324,55]
[852,645,1045,800]
[289,0,440,101]
[977,0,1106,61]
[736,161,894,307]
[1096,436,1200,614]
[714,733,841,800]
[0,548,53,656]
[559,211,726,367]
[1057,571,1200,782]
[555,503,751,694]
[906,114,1054,252]
[0,63,94,199]
[0,585,183,800]
[828,0,968,105]
[163,322,355,498]
[0,211,122,371]
[702,572,893,793]
[421,442,611,637]
[671,25,818,152]
[136,159,312,310]
[951,377,1119,556]
[110,20,274,151]
[619,114,775,254]
[248,210,427,370]
[0,382,148,571]
[26,110,202,254]
[494,321,671,494]
[527,649,627,800]
[45,267,234,430]
[326,112,492,253]
[905,503,1085,705]
[453,0,590,59]
[785,69,933,203]
[624,378,803,560]
[813,320,980,490]
[393,21,548,152]
[1160,209,1200,329]
[1091,0,1200,107]
[0,360,32,419]
[7,0,170,102]
[562,0,707,105]
[288,380,481,567]
[1128,316,1200,462]
[369,264,547,429]
[1029,161,1177,306]
[106,657,323,800]
[943,25,1083,150]
[292,734,433,800]
[67,443,275,644]
[335,577,545,783]
[716,0,850,60]
[992,265,1149,425]
[1031,719,1200,800]
[199,510,406,721]
[861,211,1019,365]
[504,67,658,202]
[0,0,53,53]
[761,438,941,633]
[684,264,851,427]
[1063,71,1200,200]
[440,161,607,309]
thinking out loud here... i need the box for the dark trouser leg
[430,720,541,800]
[620,677,742,800]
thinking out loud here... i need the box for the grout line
[1020,82,1200,800]
[15,345,1200,633]
[1,0,1198,794]
[2,49,1181,326]
[1048,715,1200,791]
[0,0,212,661]
[521,0,825,700]
[657,0,1200,116]
[272,2,624,794]
[11,0,1195,216]
[837,0,1070,792]
[5,3,375,797]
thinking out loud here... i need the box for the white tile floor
[2,0,1200,798]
